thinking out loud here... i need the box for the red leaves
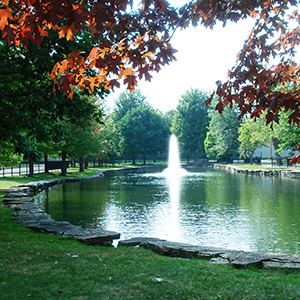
[142,0,169,12]
[290,144,300,166]
[211,1,300,127]
[124,75,138,92]
[0,8,12,30]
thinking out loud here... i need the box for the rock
[118,237,165,247]
[209,257,229,264]
[3,197,35,205]
[263,261,300,269]
[75,228,120,246]
[228,252,278,269]
[118,237,300,270]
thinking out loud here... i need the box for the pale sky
[105,8,255,114]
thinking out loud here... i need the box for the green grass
[0,165,137,190]
[1,167,300,299]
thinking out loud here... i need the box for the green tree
[114,90,149,121]
[273,111,300,156]
[171,88,209,162]
[119,106,169,164]
[205,106,240,162]
[163,110,176,131]
[112,89,152,162]
[0,31,103,167]
[238,117,271,162]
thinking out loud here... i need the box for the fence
[0,161,45,177]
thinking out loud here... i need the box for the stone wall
[1,170,125,245]
[214,164,300,179]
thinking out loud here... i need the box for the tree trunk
[61,151,67,176]
[84,159,88,169]
[272,138,282,166]
[28,159,34,178]
[132,156,136,165]
[79,157,84,172]
[44,153,49,173]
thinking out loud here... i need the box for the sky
[105,5,256,114]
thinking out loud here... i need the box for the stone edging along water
[2,165,300,270]
[214,163,300,178]
[0,169,131,246]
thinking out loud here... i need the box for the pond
[36,168,300,254]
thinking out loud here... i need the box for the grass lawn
[1,166,300,299]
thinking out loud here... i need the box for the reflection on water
[35,168,300,254]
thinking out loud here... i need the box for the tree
[113,89,149,121]
[119,106,169,164]
[2,1,300,163]
[273,111,300,156]
[0,142,22,168]
[2,0,299,117]
[0,31,103,163]
[163,110,176,131]
[172,88,209,162]
[238,117,271,161]
[205,105,240,162]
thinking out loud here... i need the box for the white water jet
[163,135,187,175]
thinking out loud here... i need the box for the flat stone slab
[3,197,35,204]
[74,229,120,245]
[118,237,300,270]
[4,192,30,198]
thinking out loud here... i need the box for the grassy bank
[1,168,300,299]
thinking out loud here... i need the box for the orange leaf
[67,50,85,68]
[0,8,12,30]
[87,47,100,61]
[58,25,74,41]
[58,60,69,75]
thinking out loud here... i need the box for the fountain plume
[163,135,187,175]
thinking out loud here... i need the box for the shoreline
[213,163,300,178]
[2,165,300,270]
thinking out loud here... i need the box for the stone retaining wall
[214,164,300,179]
[0,169,129,245]
[119,237,300,270]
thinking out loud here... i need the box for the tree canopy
[172,88,209,161]
[1,0,299,125]
[238,117,271,159]
[205,105,240,162]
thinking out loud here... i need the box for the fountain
[163,134,187,175]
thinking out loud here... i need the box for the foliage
[238,117,271,159]
[119,106,169,164]
[204,2,300,127]
[0,31,103,161]
[163,110,176,130]
[110,90,169,163]
[172,88,209,161]
[0,142,22,168]
[273,111,300,157]
[2,0,300,164]
[113,89,149,121]
[205,104,240,161]
[2,0,299,121]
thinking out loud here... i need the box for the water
[36,168,300,255]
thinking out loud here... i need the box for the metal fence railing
[0,162,45,177]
